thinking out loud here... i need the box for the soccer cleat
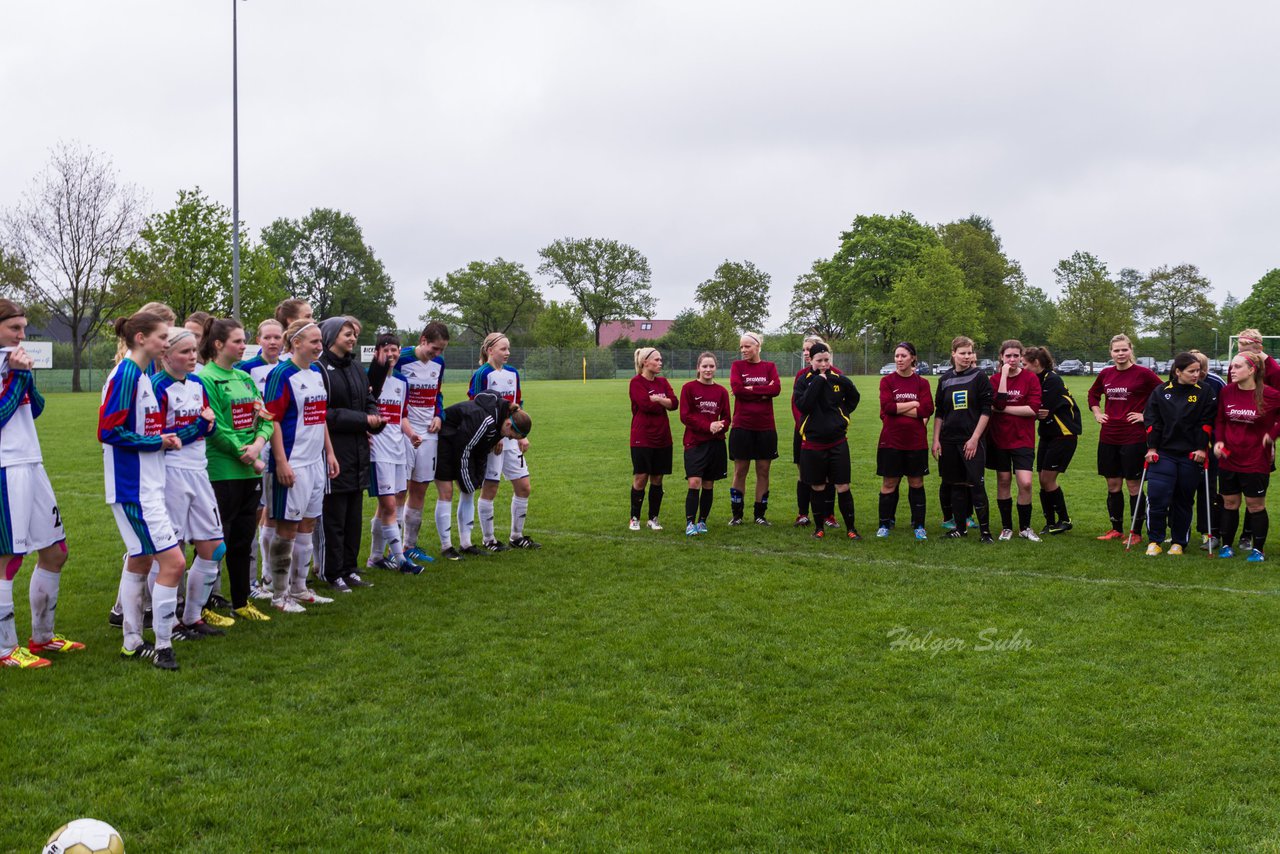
[1123,533,1143,547]
[825,515,838,528]
[120,640,157,663]
[459,546,485,557]
[1097,529,1123,541]
[1247,549,1266,563]
[153,647,179,671]
[233,603,272,621]
[728,517,743,526]
[328,577,352,593]
[754,517,772,527]
[208,592,232,610]
[998,529,1014,541]
[1217,545,1236,559]
[202,608,235,628]
[292,588,335,605]
[1168,544,1184,556]
[186,620,226,638]
[941,518,957,532]
[1049,520,1073,535]
[875,526,890,539]
[847,530,862,541]
[405,546,433,563]
[370,556,398,570]
[811,528,824,540]
[27,634,85,654]
[647,518,663,531]
[629,517,641,531]
[914,525,928,541]
[249,584,273,601]
[696,522,708,535]
[273,597,307,613]
[509,536,541,549]
[1239,536,1254,552]
[1145,542,1163,557]
[482,539,511,553]
[108,608,123,628]
[979,533,995,544]
[794,514,810,527]
[1019,528,1042,543]
[945,529,966,539]
[441,547,463,561]
[1203,536,1220,551]
[399,560,425,575]
[171,623,206,642]
[1,646,51,668]
[345,573,373,588]
[686,522,698,537]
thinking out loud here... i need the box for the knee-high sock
[0,577,17,654]
[971,484,990,532]
[511,496,529,538]
[796,479,809,518]
[269,537,293,599]
[838,490,856,532]
[290,533,314,593]
[1221,507,1241,547]
[147,560,159,598]
[259,526,276,584]
[752,490,769,521]
[478,497,496,542]
[729,487,744,520]
[1130,491,1146,536]
[647,484,663,521]
[457,492,476,548]
[908,486,926,528]
[685,488,698,523]
[951,484,972,533]
[151,582,179,650]
[631,488,645,520]
[184,557,220,625]
[997,497,1013,531]
[369,515,385,562]
[1107,490,1124,532]
[1017,502,1032,531]
[247,538,257,589]
[382,522,405,564]
[1054,488,1070,523]
[699,487,714,522]
[29,566,61,644]
[404,506,423,550]
[435,499,453,551]
[1039,489,1056,527]
[939,481,953,522]
[1248,509,1269,551]
[120,569,146,651]
[879,489,898,527]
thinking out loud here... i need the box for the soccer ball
[42,818,125,854]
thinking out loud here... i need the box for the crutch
[1126,455,1154,553]
[1201,452,1215,558]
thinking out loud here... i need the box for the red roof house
[597,319,675,346]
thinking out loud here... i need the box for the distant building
[598,318,674,346]
[24,315,94,342]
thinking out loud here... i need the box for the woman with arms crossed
[679,352,729,536]
[876,342,933,540]
[728,332,781,525]
[628,347,676,530]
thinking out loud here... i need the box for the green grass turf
[5,377,1280,852]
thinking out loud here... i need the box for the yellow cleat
[201,608,236,628]
[1,646,52,668]
[27,634,85,654]
[1168,544,1184,556]
[1145,542,1163,557]
[233,603,271,622]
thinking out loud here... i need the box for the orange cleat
[1,646,52,668]
[28,635,85,655]
[1096,530,1123,541]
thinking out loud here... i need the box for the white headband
[287,321,318,343]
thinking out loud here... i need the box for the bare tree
[3,142,145,390]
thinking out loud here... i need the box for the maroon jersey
[878,372,934,450]
[730,359,781,430]
[988,369,1042,450]
[1263,355,1280,391]
[1087,364,1161,445]
[1215,383,1280,473]
[680,380,730,448]
[629,373,675,448]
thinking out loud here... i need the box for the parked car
[879,363,896,375]
[916,361,933,376]
[1156,360,1171,375]
[1058,359,1086,376]
[977,359,997,374]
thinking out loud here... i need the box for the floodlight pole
[231,0,242,321]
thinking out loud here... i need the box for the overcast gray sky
[3,1,1277,330]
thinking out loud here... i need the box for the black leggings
[323,489,364,582]
[212,477,263,608]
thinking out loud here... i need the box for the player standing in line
[202,317,274,622]
[1188,350,1226,550]
[1088,334,1161,545]
[932,336,995,542]
[793,343,861,540]
[0,299,78,669]
[433,392,532,560]
[791,336,837,529]
[1140,353,1217,557]
[1023,347,1080,534]
[728,332,781,526]
[1236,328,1280,391]
[100,311,185,670]
[367,333,422,573]
[470,333,540,550]
[875,342,933,540]
[987,340,1043,542]
[237,318,284,599]
[628,347,676,530]
[263,320,339,612]
[396,322,450,563]
[1214,351,1280,561]
[679,352,729,536]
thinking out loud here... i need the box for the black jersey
[1037,369,1083,440]
[935,366,994,444]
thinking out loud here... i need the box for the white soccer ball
[42,818,125,854]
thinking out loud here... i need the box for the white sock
[269,537,292,599]
[29,567,61,644]
[0,578,17,655]
[151,581,179,650]
[291,532,314,593]
[369,515,385,563]
[478,498,496,543]
[259,526,276,584]
[458,492,475,548]
[435,499,452,552]
[184,557,220,625]
[146,560,159,598]
[404,506,423,549]
[382,522,405,563]
[120,570,146,651]
[511,496,529,539]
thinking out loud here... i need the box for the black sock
[1039,489,1056,527]
[1222,507,1240,547]
[1249,509,1269,551]
[796,480,809,518]
[1107,491,1124,531]
[753,501,765,521]
[1130,492,1145,536]
[1242,515,1254,541]
[972,484,990,533]
[699,487,714,523]
[878,491,897,527]
[812,490,831,528]
[951,484,971,533]
[838,490,856,531]
[730,488,744,520]
[1017,501,1032,531]
[908,486,926,528]
[1054,488,1070,523]
[685,488,698,523]
[648,484,663,520]
[631,488,644,519]
[940,481,953,522]
[998,497,1013,530]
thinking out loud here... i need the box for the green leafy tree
[786,260,847,341]
[695,259,771,332]
[1012,285,1058,346]
[661,307,739,351]
[261,208,396,331]
[423,258,543,339]
[1217,293,1241,354]
[536,237,655,345]
[1136,263,1216,358]
[828,212,940,341]
[1115,267,1144,313]
[1237,269,1280,334]
[1048,251,1134,361]
[889,245,984,366]
[938,216,1022,346]
[532,299,591,349]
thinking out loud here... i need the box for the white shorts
[408,432,439,483]
[369,460,408,497]
[111,495,179,557]
[164,466,224,543]
[484,438,530,483]
[1,462,66,555]
[269,460,326,522]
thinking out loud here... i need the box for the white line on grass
[545,528,1280,598]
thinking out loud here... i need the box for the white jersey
[371,372,407,465]
[0,351,43,466]
[153,372,212,471]
[237,353,280,397]
[264,360,328,467]
[396,348,445,432]
[99,359,166,504]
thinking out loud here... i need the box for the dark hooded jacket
[317,317,386,491]
[441,391,509,494]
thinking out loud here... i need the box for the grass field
[4,377,1280,852]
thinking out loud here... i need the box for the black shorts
[631,445,673,476]
[684,441,728,481]
[876,447,930,478]
[800,443,851,486]
[434,435,460,484]
[987,445,1034,473]
[1219,469,1270,498]
[939,442,986,485]
[792,429,802,466]
[729,427,778,462]
[1097,441,1146,480]
[1037,436,1077,473]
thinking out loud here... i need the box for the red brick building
[597,319,674,346]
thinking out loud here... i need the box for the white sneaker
[249,583,273,601]
[646,519,663,531]
[997,528,1014,541]
[1019,528,1042,543]
[628,517,641,531]
[272,597,306,614]
[292,588,334,605]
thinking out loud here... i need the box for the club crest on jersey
[952,390,969,409]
